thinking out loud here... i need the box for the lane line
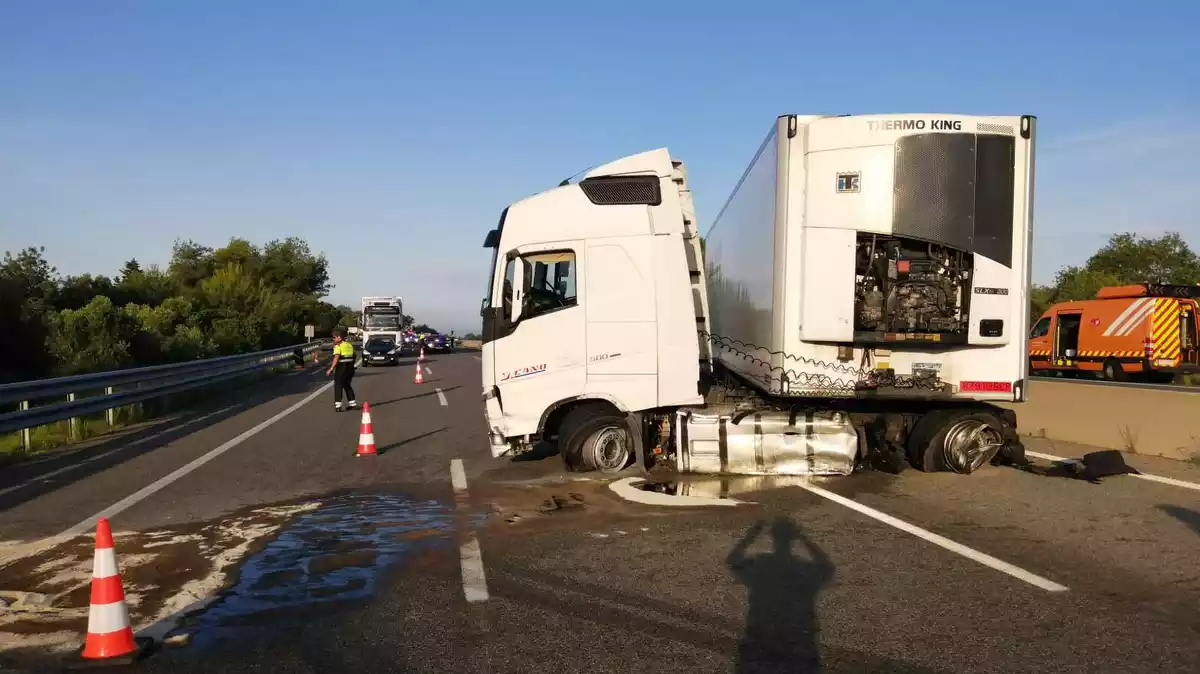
[0,406,239,498]
[60,382,334,538]
[450,458,489,603]
[1026,450,1200,493]
[797,482,1069,593]
[473,356,481,361]
[424,365,432,376]
[436,388,448,407]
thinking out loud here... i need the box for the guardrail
[0,341,326,450]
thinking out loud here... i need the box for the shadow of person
[728,517,834,673]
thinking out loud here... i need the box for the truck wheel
[1102,358,1125,382]
[558,404,632,474]
[909,409,1005,474]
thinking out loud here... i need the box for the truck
[1029,283,1200,382]
[479,113,1037,477]
[360,296,405,367]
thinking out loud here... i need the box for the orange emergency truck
[1028,283,1200,382]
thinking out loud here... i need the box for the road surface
[2,351,1199,673]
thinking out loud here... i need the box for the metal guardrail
[0,341,327,447]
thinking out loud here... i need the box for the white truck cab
[480,150,710,465]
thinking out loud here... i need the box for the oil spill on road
[168,492,484,650]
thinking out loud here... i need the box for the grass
[0,363,300,467]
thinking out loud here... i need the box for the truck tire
[908,408,1005,474]
[1102,358,1125,382]
[558,404,632,474]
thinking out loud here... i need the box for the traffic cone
[355,403,377,457]
[414,362,425,385]
[72,518,151,667]
[419,345,425,362]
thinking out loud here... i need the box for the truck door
[1179,301,1198,366]
[492,244,586,434]
[1028,315,1052,372]
[1053,312,1082,365]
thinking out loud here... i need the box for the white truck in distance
[480,113,1037,477]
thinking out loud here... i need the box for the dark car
[423,333,452,353]
[361,335,401,366]
[398,332,421,355]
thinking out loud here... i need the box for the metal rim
[942,418,1004,474]
[585,425,630,473]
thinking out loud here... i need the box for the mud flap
[993,407,1028,467]
[626,412,649,475]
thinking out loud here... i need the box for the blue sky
[2,2,1197,334]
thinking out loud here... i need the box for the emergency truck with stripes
[1029,283,1200,382]
[479,113,1037,477]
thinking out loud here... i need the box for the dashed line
[1025,450,1200,493]
[473,356,481,361]
[436,388,448,407]
[424,366,432,376]
[450,458,489,603]
[797,482,1069,593]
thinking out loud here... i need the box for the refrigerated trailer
[480,113,1037,477]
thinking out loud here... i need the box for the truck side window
[522,251,577,320]
[1029,317,1050,339]
[501,258,516,317]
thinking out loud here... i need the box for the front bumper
[363,353,400,365]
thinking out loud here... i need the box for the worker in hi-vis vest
[326,328,358,411]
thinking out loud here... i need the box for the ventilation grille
[977,123,1014,135]
[579,176,662,206]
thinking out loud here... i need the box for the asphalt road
[2,351,1200,673]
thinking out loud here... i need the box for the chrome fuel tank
[674,408,859,476]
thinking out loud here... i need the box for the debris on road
[0,501,319,660]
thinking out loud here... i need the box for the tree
[0,247,59,381]
[168,240,215,290]
[1085,232,1200,285]
[1029,232,1200,324]
[261,237,331,297]
[56,274,116,311]
[46,295,135,375]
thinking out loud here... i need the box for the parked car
[361,335,402,366]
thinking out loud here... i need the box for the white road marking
[450,458,489,603]
[436,388,448,407]
[423,366,432,376]
[1025,450,1200,493]
[608,477,744,507]
[473,356,481,361]
[0,406,238,498]
[797,482,1068,593]
[60,382,334,538]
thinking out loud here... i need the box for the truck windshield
[364,312,400,330]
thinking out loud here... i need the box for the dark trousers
[333,362,356,404]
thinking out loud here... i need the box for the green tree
[47,295,135,375]
[261,237,331,296]
[168,240,215,290]
[56,273,116,311]
[1084,232,1200,285]
[0,247,59,381]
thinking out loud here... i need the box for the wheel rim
[586,426,629,473]
[942,419,1004,474]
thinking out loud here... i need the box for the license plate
[372,356,386,361]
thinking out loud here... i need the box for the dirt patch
[0,502,319,661]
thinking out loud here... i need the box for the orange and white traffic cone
[418,345,425,362]
[73,518,151,666]
[355,403,377,457]
[413,362,425,385]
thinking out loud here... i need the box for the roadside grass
[0,364,301,468]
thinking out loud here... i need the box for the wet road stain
[172,492,479,648]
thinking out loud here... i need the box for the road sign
[304,324,315,340]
